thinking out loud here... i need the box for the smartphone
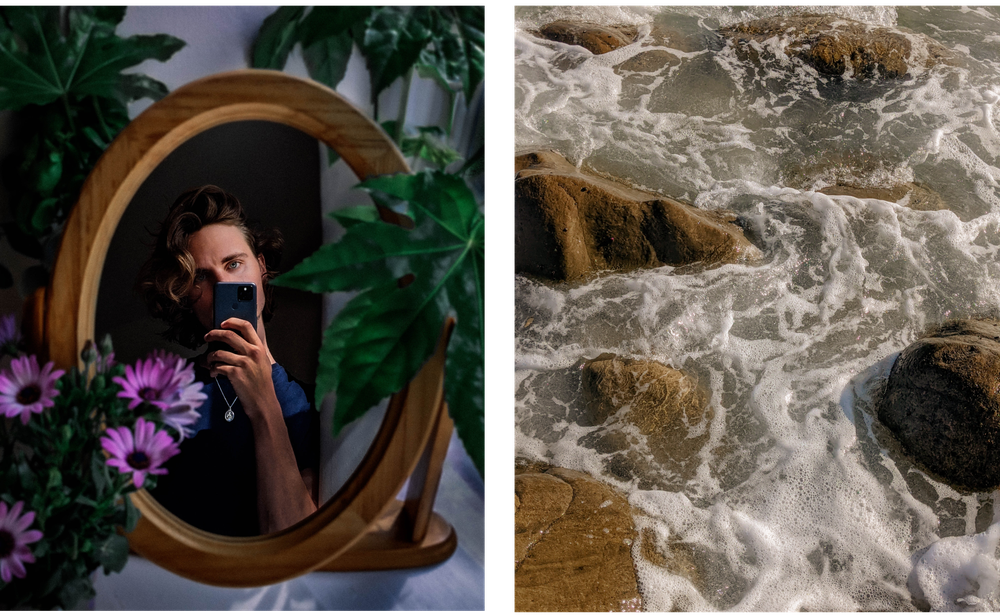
[211,282,257,352]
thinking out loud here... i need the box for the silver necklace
[215,378,238,422]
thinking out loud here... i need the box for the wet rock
[515,465,642,611]
[819,182,947,212]
[639,527,749,610]
[515,473,573,563]
[515,151,761,281]
[536,21,637,55]
[720,13,954,79]
[877,318,1000,490]
[614,49,680,74]
[580,354,713,482]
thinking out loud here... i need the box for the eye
[227,260,241,270]
[193,271,206,284]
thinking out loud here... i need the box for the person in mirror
[136,185,319,536]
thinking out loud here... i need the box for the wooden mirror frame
[34,70,458,586]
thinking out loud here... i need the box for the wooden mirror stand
[24,70,458,586]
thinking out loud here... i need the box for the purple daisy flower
[100,417,180,488]
[113,357,176,412]
[0,500,43,583]
[0,356,65,424]
[161,382,207,438]
[114,352,206,439]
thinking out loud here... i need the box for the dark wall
[95,120,322,384]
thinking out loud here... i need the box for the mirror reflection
[95,120,369,536]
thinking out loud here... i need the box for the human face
[187,223,267,332]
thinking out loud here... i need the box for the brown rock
[580,354,712,482]
[877,318,1000,490]
[536,21,637,55]
[819,182,947,212]
[515,151,761,281]
[515,466,642,611]
[720,14,953,79]
[514,473,573,563]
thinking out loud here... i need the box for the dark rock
[515,466,642,611]
[536,21,637,55]
[877,318,1000,490]
[720,13,954,79]
[515,151,761,281]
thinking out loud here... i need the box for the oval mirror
[42,70,457,585]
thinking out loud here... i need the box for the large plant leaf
[410,7,484,103]
[251,6,305,70]
[361,169,480,240]
[273,170,484,474]
[360,7,435,101]
[298,6,372,48]
[301,35,354,92]
[0,7,184,111]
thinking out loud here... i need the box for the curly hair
[136,185,283,349]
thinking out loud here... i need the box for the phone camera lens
[238,285,253,301]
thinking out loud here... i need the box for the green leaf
[361,7,435,100]
[58,572,94,610]
[273,220,438,293]
[0,8,67,109]
[400,126,462,169]
[251,6,305,70]
[314,280,399,415]
[333,279,447,426]
[29,197,59,234]
[90,452,107,496]
[282,171,483,474]
[455,8,485,101]
[298,6,371,48]
[46,467,62,491]
[0,7,185,109]
[95,533,129,574]
[116,72,170,103]
[301,33,353,91]
[32,148,62,194]
[359,170,480,241]
[124,492,140,533]
[329,205,381,228]
[458,144,484,178]
[72,33,184,103]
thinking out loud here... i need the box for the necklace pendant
[225,408,235,422]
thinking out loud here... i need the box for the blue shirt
[150,364,319,536]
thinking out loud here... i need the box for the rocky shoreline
[516,12,987,611]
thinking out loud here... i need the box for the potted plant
[0,318,204,609]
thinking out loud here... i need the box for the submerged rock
[515,464,642,611]
[580,354,713,483]
[877,318,1000,490]
[535,21,637,54]
[820,182,948,212]
[515,151,761,281]
[720,13,953,79]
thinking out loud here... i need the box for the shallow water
[515,6,1000,611]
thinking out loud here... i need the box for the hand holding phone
[211,282,257,353]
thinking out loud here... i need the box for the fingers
[204,319,259,354]
[223,318,260,345]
